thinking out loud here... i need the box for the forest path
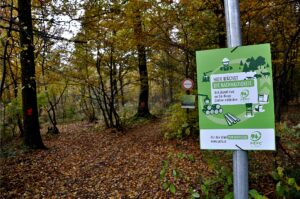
[1,119,209,198]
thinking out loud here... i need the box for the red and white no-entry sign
[182,78,194,90]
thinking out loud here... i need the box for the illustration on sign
[196,44,275,150]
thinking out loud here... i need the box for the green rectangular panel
[196,44,275,150]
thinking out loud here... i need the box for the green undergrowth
[159,152,196,196]
[161,103,199,139]
[121,113,158,129]
[159,121,300,198]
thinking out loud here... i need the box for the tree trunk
[215,1,226,48]
[0,1,13,100]
[46,101,59,134]
[119,71,125,107]
[168,75,174,104]
[136,43,150,117]
[133,9,150,117]
[9,61,24,136]
[275,20,300,122]
[18,0,45,149]
[94,48,121,129]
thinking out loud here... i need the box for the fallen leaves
[0,120,207,198]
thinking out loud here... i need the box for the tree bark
[0,1,14,100]
[8,60,24,136]
[215,0,226,48]
[119,67,125,107]
[275,18,300,122]
[133,9,150,117]
[18,0,45,149]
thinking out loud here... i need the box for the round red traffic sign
[182,78,194,90]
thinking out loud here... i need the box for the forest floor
[0,119,210,198]
[1,116,299,198]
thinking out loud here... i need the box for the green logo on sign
[241,89,250,101]
[241,89,249,98]
[250,131,262,141]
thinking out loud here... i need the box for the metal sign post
[224,0,248,198]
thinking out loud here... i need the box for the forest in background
[1,0,300,198]
[1,0,299,140]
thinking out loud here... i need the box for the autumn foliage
[0,0,300,198]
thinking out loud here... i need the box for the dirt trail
[1,119,208,198]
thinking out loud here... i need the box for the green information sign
[196,44,275,150]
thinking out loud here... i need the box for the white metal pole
[224,0,249,198]
[224,0,242,46]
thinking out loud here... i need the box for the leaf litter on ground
[0,120,208,198]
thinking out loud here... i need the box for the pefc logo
[240,89,250,101]
[250,131,262,147]
[250,131,262,141]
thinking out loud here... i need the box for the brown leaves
[1,120,207,198]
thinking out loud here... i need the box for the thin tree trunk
[8,60,24,136]
[119,70,125,107]
[215,1,226,48]
[46,101,59,134]
[275,21,300,122]
[93,87,109,128]
[95,49,112,128]
[109,49,114,124]
[0,1,14,100]
[88,86,96,122]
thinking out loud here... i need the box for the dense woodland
[0,0,300,198]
